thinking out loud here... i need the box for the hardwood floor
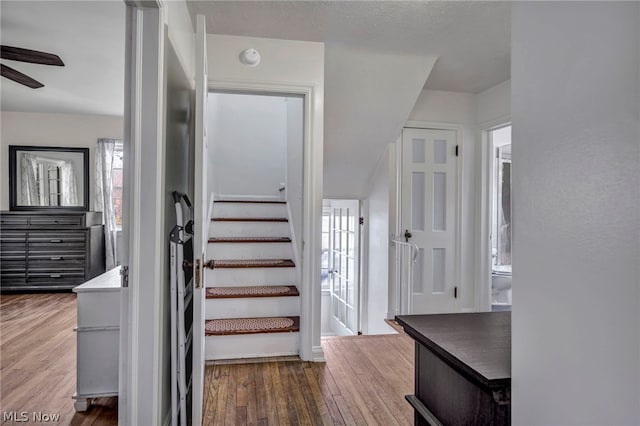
[1,293,415,425]
[0,293,117,425]
[203,333,415,425]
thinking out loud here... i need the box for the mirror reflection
[10,146,89,210]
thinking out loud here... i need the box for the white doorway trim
[121,1,165,425]
[476,118,511,312]
[208,79,324,362]
[400,120,464,312]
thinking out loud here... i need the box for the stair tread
[216,200,286,204]
[206,285,299,299]
[205,316,300,336]
[209,237,291,243]
[211,259,295,268]
[212,217,288,222]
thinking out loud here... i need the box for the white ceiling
[188,1,511,94]
[189,1,511,197]
[0,1,125,116]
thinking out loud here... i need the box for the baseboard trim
[311,345,325,362]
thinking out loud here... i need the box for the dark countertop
[396,312,511,390]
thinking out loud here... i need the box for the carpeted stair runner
[206,285,299,299]
[208,237,291,243]
[216,200,286,204]
[212,217,288,222]
[205,316,300,336]
[211,259,295,268]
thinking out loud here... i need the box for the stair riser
[205,267,296,286]
[205,333,299,360]
[206,297,300,319]
[208,242,293,260]
[209,222,290,238]
[213,203,287,218]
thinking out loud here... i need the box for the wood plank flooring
[1,293,415,425]
[203,333,415,425]
[0,293,117,425]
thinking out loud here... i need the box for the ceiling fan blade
[1,64,44,89]
[0,45,64,66]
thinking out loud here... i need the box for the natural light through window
[113,143,124,230]
[491,126,512,275]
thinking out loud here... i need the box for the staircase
[204,200,300,360]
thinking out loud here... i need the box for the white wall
[407,90,478,310]
[323,46,437,198]
[286,97,304,262]
[0,111,123,210]
[512,2,640,424]
[208,93,287,199]
[476,80,511,127]
[364,145,395,334]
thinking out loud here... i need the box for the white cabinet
[72,266,121,412]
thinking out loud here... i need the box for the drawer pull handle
[50,239,62,243]
[50,274,62,278]
[51,256,62,261]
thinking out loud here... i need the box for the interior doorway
[321,199,361,336]
[488,125,512,311]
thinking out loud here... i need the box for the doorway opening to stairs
[204,91,305,360]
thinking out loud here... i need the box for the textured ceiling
[0,1,125,116]
[188,1,511,93]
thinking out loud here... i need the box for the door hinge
[359,216,364,226]
[120,265,129,288]
[195,258,201,288]
[455,145,459,157]
[454,286,458,299]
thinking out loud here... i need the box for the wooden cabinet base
[396,312,511,426]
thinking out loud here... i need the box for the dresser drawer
[27,231,86,251]
[30,254,86,269]
[0,272,26,286]
[29,216,84,227]
[26,269,85,286]
[0,216,28,226]
[0,230,27,243]
[0,248,26,260]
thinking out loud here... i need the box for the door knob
[404,229,412,242]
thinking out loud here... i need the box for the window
[490,126,512,275]
[321,207,331,290]
[113,143,124,229]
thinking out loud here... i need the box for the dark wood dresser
[396,312,511,426]
[0,211,105,291]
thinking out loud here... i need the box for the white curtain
[60,161,79,206]
[95,139,118,270]
[20,153,40,205]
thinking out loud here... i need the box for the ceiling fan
[1,45,64,89]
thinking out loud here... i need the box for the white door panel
[329,200,360,336]
[191,14,207,426]
[401,128,458,313]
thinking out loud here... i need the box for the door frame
[207,79,324,362]
[121,1,165,425]
[476,118,511,312]
[396,120,463,313]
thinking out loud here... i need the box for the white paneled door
[329,200,360,336]
[401,128,458,313]
[191,15,208,426]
